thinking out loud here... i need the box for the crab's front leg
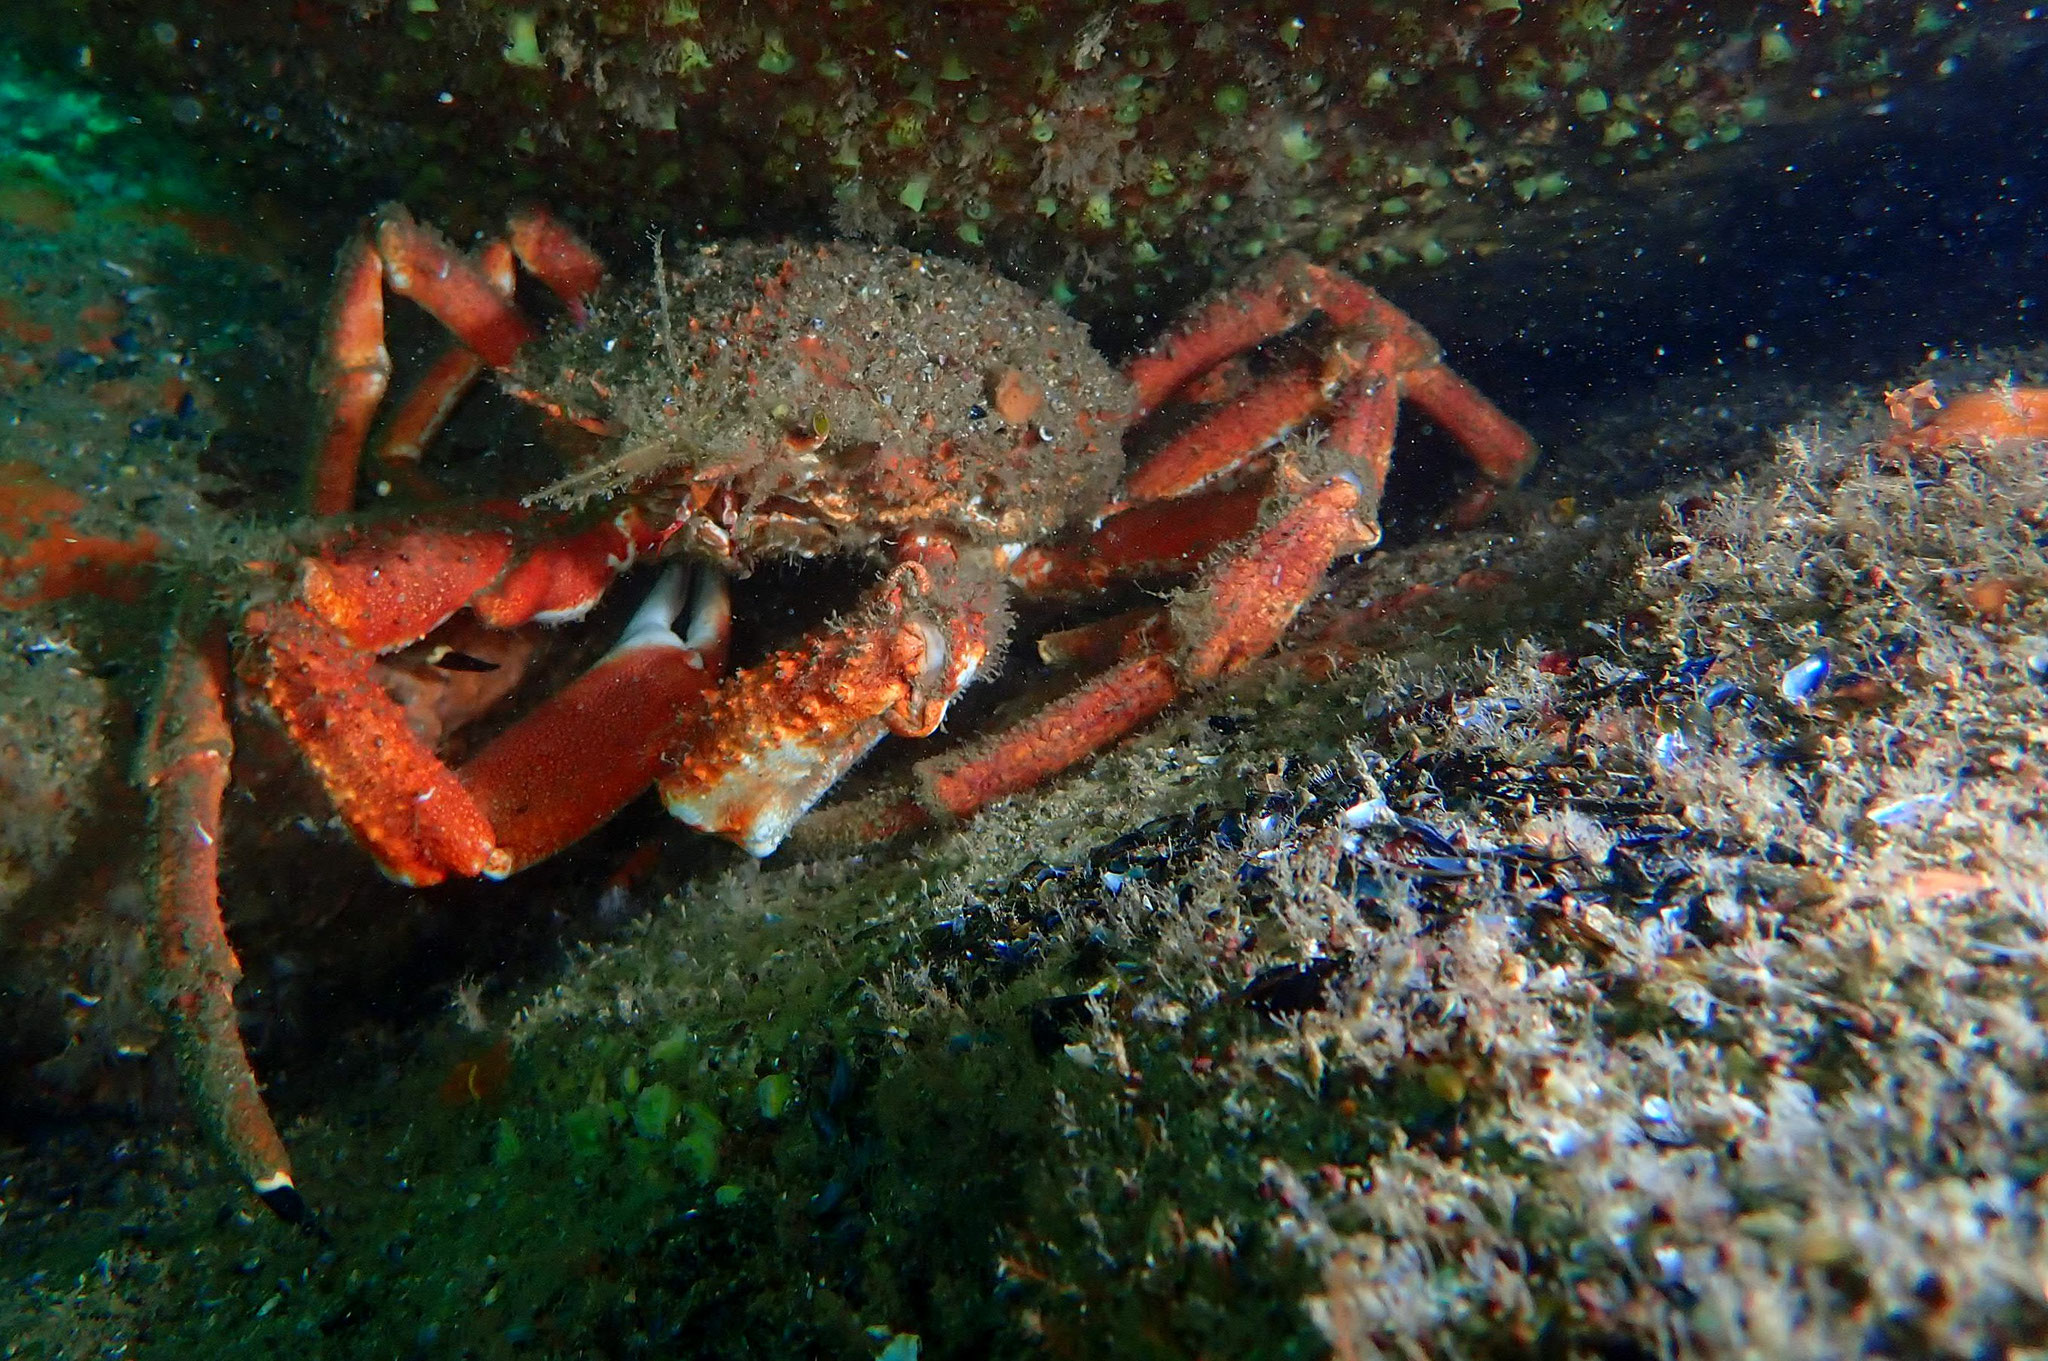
[245,525,728,884]
[658,540,1001,856]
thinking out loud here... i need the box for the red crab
[133,206,1536,1221]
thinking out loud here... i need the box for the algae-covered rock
[13,1,2014,305]
[9,364,2048,1356]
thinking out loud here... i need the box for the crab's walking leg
[659,549,999,856]
[506,206,606,322]
[1007,482,1267,595]
[306,239,392,516]
[305,206,608,515]
[1117,252,1536,509]
[921,475,1375,823]
[373,210,607,477]
[362,239,517,488]
[143,632,306,1223]
[1124,253,1435,417]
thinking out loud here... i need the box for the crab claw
[462,563,731,873]
[659,559,996,857]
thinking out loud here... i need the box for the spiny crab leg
[1117,251,1536,514]
[154,556,725,1219]
[659,542,999,856]
[923,473,1376,824]
[306,239,392,517]
[373,210,608,471]
[143,631,308,1224]
[1007,481,1268,595]
[813,366,1410,846]
[363,237,516,481]
[305,205,608,515]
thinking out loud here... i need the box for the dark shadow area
[1397,40,2048,456]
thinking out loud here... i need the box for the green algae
[9,0,1993,309]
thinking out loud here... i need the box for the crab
[132,205,1536,1222]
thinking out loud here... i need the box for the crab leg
[1123,364,1330,504]
[371,213,607,481]
[306,238,393,516]
[372,207,537,368]
[1117,252,1536,508]
[248,596,512,885]
[506,206,606,321]
[1124,253,1434,417]
[1007,481,1267,595]
[659,548,999,856]
[950,475,1373,818]
[306,205,610,517]
[143,631,306,1223]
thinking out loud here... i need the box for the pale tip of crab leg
[662,720,893,859]
[252,1169,312,1226]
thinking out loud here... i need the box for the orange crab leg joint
[142,633,305,1223]
[372,345,488,471]
[1035,606,1174,669]
[508,206,607,321]
[463,565,729,874]
[374,206,537,369]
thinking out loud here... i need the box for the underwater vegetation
[9,352,2048,1354]
[10,0,2017,304]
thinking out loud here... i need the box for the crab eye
[1036,424,1054,442]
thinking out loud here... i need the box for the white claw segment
[458,561,732,875]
